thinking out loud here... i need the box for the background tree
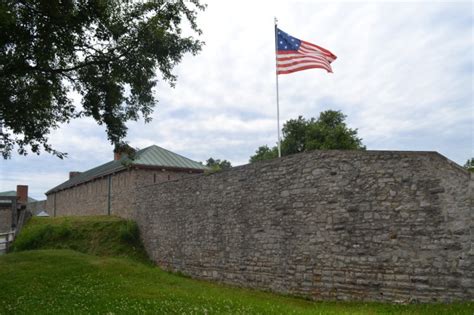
[205,157,232,172]
[0,0,205,158]
[249,145,278,163]
[250,110,365,162]
[464,158,474,172]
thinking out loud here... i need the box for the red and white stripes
[277,41,337,75]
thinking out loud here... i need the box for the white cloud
[1,1,472,198]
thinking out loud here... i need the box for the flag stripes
[276,30,337,75]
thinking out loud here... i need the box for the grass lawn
[0,216,471,315]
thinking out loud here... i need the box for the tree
[250,110,365,162]
[205,157,232,172]
[464,158,474,172]
[249,145,278,163]
[0,0,205,158]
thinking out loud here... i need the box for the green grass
[10,215,150,264]
[0,216,472,315]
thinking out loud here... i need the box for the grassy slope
[10,216,150,264]
[0,216,472,315]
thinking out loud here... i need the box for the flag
[276,28,337,75]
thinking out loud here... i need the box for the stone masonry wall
[0,208,11,232]
[110,169,192,218]
[46,168,194,219]
[135,150,473,303]
[46,175,111,217]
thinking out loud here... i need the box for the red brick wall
[16,185,28,204]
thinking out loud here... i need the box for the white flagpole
[274,17,281,158]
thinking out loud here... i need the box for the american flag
[276,28,337,75]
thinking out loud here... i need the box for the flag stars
[276,28,305,51]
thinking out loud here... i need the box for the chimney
[69,171,82,179]
[16,185,28,204]
[113,143,135,161]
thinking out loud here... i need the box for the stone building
[45,145,207,218]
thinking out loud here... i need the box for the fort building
[45,145,207,218]
[41,148,473,302]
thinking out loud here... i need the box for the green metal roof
[133,145,207,169]
[0,191,37,204]
[46,145,206,195]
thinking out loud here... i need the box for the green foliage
[205,157,232,173]
[250,110,365,163]
[114,141,139,167]
[114,142,138,159]
[1,251,472,314]
[118,220,140,244]
[464,158,474,172]
[0,0,205,158]
[10,223,72,251]
[11,216,149,264]
[249,145,279,163]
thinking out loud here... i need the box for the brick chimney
[114,143,135,161]
[16,185,28,204]
[69,171,82,179]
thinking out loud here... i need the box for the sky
[1,0,473,200]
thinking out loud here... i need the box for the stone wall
[46,175,110,217]
[46,168,195,219]
[0,207,11,232]
[135,150,473,303]
[110,168,191,218]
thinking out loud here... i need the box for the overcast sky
[1,0,473,200]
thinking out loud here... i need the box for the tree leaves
[205,157,232,173]
[250,110,365,162]
[464,158,474,172]
[0,0,205,158]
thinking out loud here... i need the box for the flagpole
[274,17,281,158]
